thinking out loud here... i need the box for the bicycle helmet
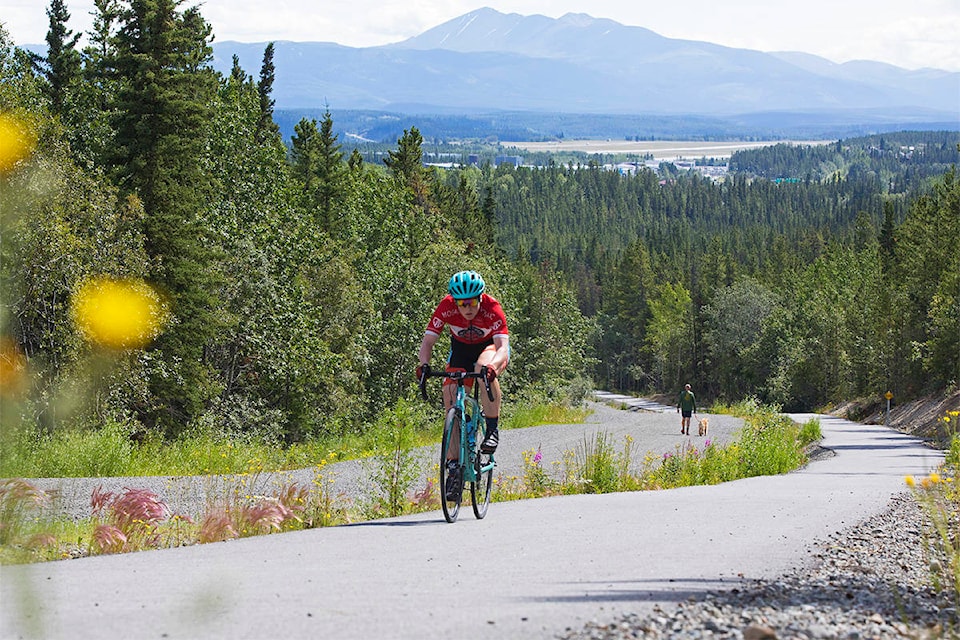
[448,270,485,299]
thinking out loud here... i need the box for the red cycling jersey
[424,293,509,345]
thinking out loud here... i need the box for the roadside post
[884,390,893,426]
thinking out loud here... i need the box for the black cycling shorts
[447,338,494,370]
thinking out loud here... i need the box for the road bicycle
[418,365,496,523]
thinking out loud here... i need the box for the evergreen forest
[1,0,958,452]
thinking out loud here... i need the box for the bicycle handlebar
[418,364,495,403]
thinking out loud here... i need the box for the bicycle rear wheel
[471,419,494,519]
[440,408,462,523]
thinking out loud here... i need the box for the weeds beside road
[2,397,820,564]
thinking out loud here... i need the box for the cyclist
[416,270,510,500]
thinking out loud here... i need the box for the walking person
[677,383,696,435]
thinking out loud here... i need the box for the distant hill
[19,7,958,139]
[210,7,959,129]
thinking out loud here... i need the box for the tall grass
[498,400,821,501]
[364,398,430,518]
[906,410,959,616]
[505,403,590,431]
[2,399,818,564]
[0,417,407,479]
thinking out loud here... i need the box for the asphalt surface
[0,394,945,640]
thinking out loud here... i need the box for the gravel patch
[558,493,958,640]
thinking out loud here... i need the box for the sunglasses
[455,297,480,308]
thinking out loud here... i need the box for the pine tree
[385,127,436,214]
[75,0,121,165]
[290,111,345,229]
[110,0,222,433]
[42,0,82,116]
[229,54,247,84]
[255,42,280,142]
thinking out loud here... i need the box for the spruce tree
[348,148,363,171]
[384,127,424,184]
[110,0,222,433]
[82,0,120,107]
[229,54,247,85]
[315,109,345,226]
[256,42,280,142]
[290,112,346,230]
[42,0,82,116]
[75,0,121,165]
[385,127,435,213]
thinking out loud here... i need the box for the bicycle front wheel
[440,407,462,523]
[471,420,494,519]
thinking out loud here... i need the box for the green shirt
[678,390,696,413]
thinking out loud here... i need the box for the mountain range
[211,7,959,129]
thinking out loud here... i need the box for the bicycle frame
[453,377,496,486]
[419,366,497,522]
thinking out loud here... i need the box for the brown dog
[697,417,709,436]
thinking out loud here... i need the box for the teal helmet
[448,270,485,299]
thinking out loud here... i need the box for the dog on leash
[697,417,709,437]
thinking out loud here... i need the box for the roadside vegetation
[905,410,960,614]
[1,397,816,564]
[497,398,822,499]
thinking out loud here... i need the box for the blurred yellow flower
[0,112,36,173]
[72,277,168,349]
[0,337,28,396]
[905,475,915,487]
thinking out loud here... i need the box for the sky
[5,0,960,72]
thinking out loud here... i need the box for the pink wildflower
[533,447,543,464]
[1,478,50,508]
[110,488,168,531]
[241,499,293,534]
[198,511,238,543]
[91,524,127,554]
[90,485,115,516]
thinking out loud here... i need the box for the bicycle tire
[471,419,494,519]
[440,407,462,523]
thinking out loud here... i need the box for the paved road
[0,397,944,640]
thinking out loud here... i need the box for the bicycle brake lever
[418,364,431,401]
[480,366,495,402]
